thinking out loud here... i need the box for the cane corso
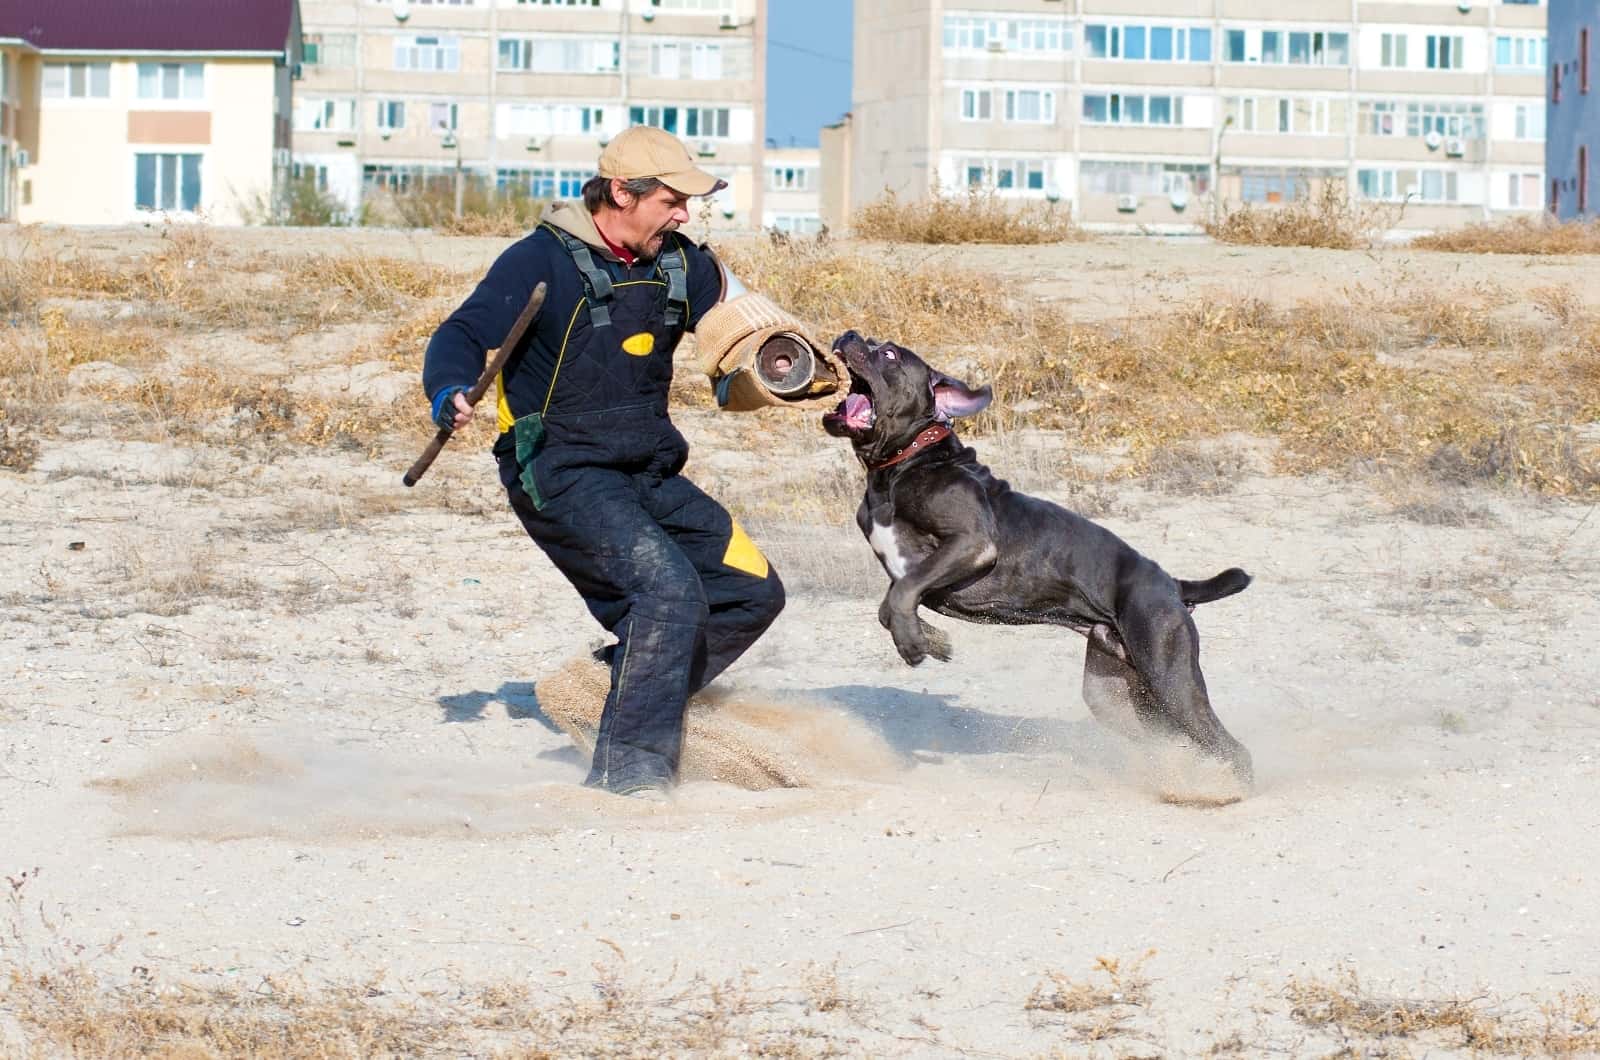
[822,330,1254,785]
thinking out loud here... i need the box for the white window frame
[297,97,358,133]
[376,99,406,133]
[429,101,459,133]
[136,62,205,102]
[1380,33,1410,69]
[1425,35,1464,70]
[1003,88,1056,124]
[960,87,992,121]
[134,151,204,214]
[394,35,461,73]
[498,35,618,74]
[690,42,723,79]
[42,61,113,100]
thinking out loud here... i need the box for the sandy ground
[2,226,1599,1056]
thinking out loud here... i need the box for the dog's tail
[1178,567,1252,606]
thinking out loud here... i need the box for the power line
[769,39,850,66]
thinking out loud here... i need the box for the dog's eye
[883,349,897,360]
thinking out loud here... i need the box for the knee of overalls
[747,568,787,631]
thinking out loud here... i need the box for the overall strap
[658,240,689,329]
[553,227,615,329]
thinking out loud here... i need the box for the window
[1003,88,1055,124]
[1426,35,1464,70]
[1359,100,1401,136]
[1084,22,1209,62]
[1008,18,1067,53]
[499,37,618,73]
[1506,171,1541,208]
[41,61,112,99]
[691,43,722,79]
[943,16,995,51]
[1495,34,1546,70]
[960,88,992,121]
[1406,101,1484,139]
[1081,93,1183,126]
[1357,168,1462,203]
[135,153,202,212]
[297,97,358,133]
[517,0,600,5]
[303,33,356,67]
[958,157,1048,192]
[1513,103,1546,140]
[376,100,406,132]
[767,166,814,191]
[395,35,460,72]
[1223,27,1347,65]
[628,105,730,138]
[137,62,204,100]
[1584,28,1591,92]
[650,41,680,77]
[496,103,607,137]
[292,162,330,191]
[429,102,458,133]
[1357,168,1398,201]
[1080,160,1211,197]
[1381,33,1409,68]
[1552,62,1563,103]
[497,167,587,198]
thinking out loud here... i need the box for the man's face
[611,181,693,259]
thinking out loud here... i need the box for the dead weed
[853,186,1085,245]
[1412,216,1600,255]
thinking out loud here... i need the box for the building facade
[763,144,822,232]
[1548,0,1597,218]
[294,0,766,229]
[849,0,1549,231]
[0,1,300,225]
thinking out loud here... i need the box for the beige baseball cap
[597,126,728,197]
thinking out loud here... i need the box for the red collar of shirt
[592,222,636,266]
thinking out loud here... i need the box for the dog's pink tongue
[843,393,874,430]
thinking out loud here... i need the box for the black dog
[822,330,1254,784]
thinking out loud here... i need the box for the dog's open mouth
[826,372,876,433]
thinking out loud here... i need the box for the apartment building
[849,0,1549,230]
[294,0,766,228]
[0,0,300,225]
[764,144,822,232]
[1548,0,1597,218]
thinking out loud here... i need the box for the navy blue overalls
[493,226,785,794]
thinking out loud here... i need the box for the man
[422,127,785,799]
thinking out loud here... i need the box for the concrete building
[847,0,1549,231]
[1548,0,1597,218]
[0,0,300,225]
[763,144,822,233]
[294,0,767,229]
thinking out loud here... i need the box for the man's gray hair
[583,175,667,212]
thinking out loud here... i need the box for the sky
[765,0,853,147]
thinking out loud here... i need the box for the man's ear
[610,178,633,207]
[931,371,992,421]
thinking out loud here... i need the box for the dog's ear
[931,372,992,421]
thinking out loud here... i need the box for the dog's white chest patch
[868,521,910,580]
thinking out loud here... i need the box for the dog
[822,330,1255,785]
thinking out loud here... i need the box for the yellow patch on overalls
[722,520,770,579]
[622,332,655,357]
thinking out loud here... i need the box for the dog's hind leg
[1081,633,1163,740]
[1117,587,1253,785]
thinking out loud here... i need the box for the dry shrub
[364,180,546,238]
[286,254,459,307]
[1288,970,1600,1056]
[1026,952,1155,1043]
[1412,215,1600,255]
[5,961,849,1058]
[853,186,1084,245]
[1,252,38,319]
[1205,181,1388,250]
[0,409,40,472]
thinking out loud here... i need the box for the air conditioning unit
[525,136,546,152]
[986,39,1007,52]
[697,140,716,157]
[1444,137,1466,157]
[1424,129,1444,150]
[1116,193,1139,212]
[718,13,737,30]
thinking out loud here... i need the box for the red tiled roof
[0,0,296,54]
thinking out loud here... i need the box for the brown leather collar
[868,423,952,471]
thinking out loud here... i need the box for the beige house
[763,144,822,233]
[295,0,767,229]
[845,1,1549,231]
[0,1,301,226]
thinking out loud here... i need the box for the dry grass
[1412,216,1600,255]
[1288,970,1600,1056]
[1025,952,1156,1044]
[3,961,852,1058]
[1205,181,1392,250]
[724,241,1600,497]
[852,186,1085,245]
